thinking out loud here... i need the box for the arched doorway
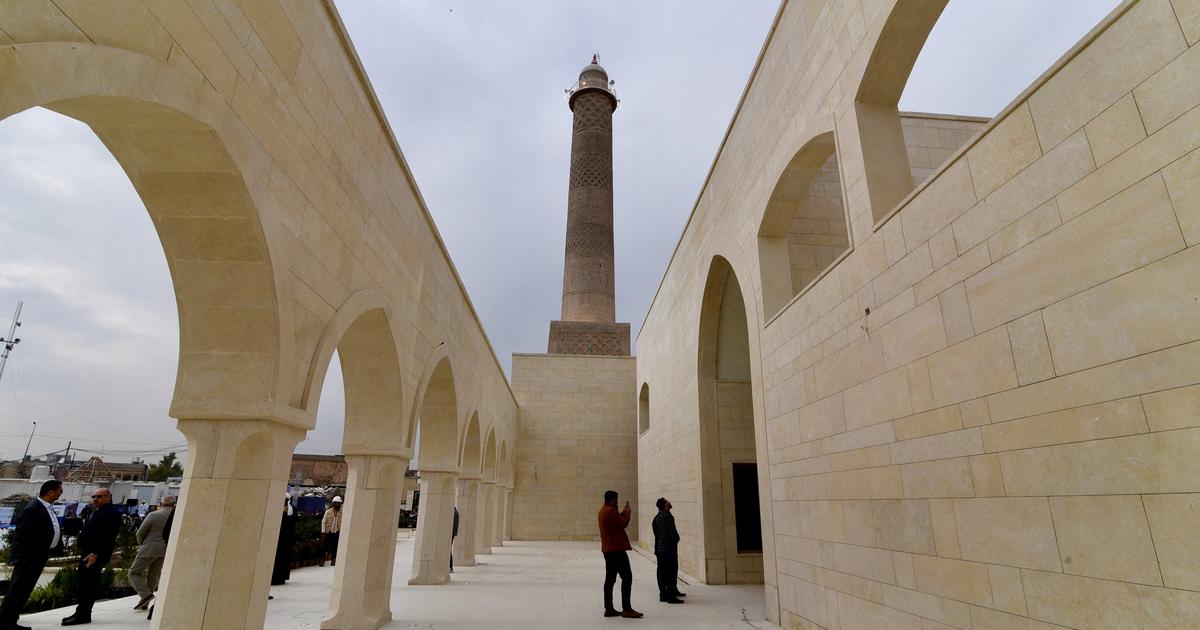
[697,257,764,585]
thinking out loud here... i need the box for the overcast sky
[0,0,1120,463]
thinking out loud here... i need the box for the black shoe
[603,609,621,617]
[659,597,684,604]
[61,613,91,626]
[673,591,687,597]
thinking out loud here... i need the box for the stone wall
[636,0,1200,627]
[511,353,638,541]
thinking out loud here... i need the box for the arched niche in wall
[757,131,850,318]
[638,383,650,435]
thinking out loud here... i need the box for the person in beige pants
[129,496,175,610]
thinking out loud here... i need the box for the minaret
[547,55,630,356]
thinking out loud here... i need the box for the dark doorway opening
[732,462,762,554]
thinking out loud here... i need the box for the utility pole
[0,301,22,387]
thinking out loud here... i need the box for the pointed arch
[409,354,460,472]
[638,383,651,435]
[757,130,850,318]
[481,428,498,482]
[696,255,764,585]
[299,290,406,453]
[459,412,483,477]
[0,43,282,418]
[852,0,951,221]
[497,442,509,486]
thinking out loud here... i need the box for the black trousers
[73,560,104,616]
[0,558,46,625]
[602,551,632,612]
[655,550,679,597]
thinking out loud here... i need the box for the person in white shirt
[0,479,63,630]
[320,496,343,567]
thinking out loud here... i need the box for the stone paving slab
[21,536,776,629]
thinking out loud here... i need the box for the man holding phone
[597,490,642,619]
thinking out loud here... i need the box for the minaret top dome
[567,53,618,111]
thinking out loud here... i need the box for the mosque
[1,0,1198,628]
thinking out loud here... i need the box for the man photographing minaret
[598,490,641,619]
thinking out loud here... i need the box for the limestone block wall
[511,353,638,541]
[637,0,1200,628]
[899,113,987,188]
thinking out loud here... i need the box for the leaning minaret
[547,55,630,356]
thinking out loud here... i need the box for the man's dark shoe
[61,614,91,626]
[133,594,153,611]
[621,609,644,618]
[659,596,684,604]
[604,609,622,617]
[674,591,687,597]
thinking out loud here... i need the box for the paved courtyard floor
[23,534,776,629]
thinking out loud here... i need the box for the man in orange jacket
[598,490,642,619]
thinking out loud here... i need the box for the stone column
[322,453,408,630]
[476,481,495,555]
[409,471,457,585]
[490,485,505,548]
[451,478,479,567]
[501,487,514,541]
[153,419,304,630]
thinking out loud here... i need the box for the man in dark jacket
[597,490,641,619]
[62,487,122,626]
[652,497,685,603]
[0,479,63,630]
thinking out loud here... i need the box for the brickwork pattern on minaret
[560,90,616,324]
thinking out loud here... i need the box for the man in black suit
[0,479,63,630]
[652,497,685,604]
[62,487,121,626]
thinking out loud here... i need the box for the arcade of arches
[3,0,1200,628]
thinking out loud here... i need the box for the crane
[0,301,21,387]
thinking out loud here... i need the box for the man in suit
[62,487,122,626]
[0,479,63,630]
[652,497,686,603]
[128,496,175,610]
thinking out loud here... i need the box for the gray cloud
[0,1,1118,461]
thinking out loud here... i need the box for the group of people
[271,492,343,588]
[597,491,685,619]
[0,481,176,629]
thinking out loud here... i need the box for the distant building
[0,456,147,482]
[290,454,348,486]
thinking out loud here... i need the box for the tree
[147,452,183,482]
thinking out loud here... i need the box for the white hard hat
[332,496,343,503]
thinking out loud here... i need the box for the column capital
[174,418,304,482]
[343,446,414,459]
[417,470,458,482]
